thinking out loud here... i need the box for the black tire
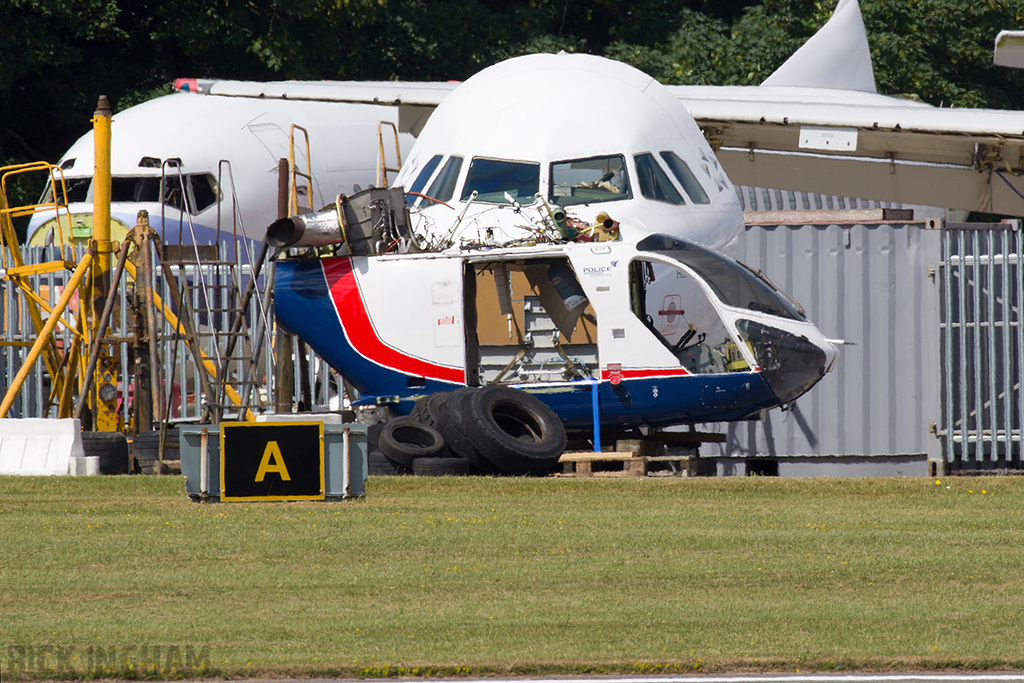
[379,417,445,468]
[436,387,496,473]
[80,431,130,475]
[368,451,402,476]
[132,428,180,475]
[412,392,450,429]
[366,422,385,456]
[410,396,431,423]
[463,386,566,476]
[412,457,471,477]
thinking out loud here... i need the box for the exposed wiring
[995,170,1024,205]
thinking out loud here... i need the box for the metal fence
[0,244,342,425]
[939,222,1023,468]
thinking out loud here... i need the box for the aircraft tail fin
[761,0,877,93]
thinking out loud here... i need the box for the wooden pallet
[557,431,725,478]
[558,452,713,478]
[558,451,647,478]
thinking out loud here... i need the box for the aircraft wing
[176,78,459,136]
[669,83,1024,217]
[176,70,1024,216]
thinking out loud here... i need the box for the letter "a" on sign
[221,422,324,501]
[255,441,291,482]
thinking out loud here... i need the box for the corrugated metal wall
[735,187,898,212]
[701,220,943,463]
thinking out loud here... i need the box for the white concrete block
[257,412,344,424]
[70,456,100,476]
[0,418,85,475]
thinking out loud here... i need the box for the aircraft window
[660,152,710,205]
[736,319,827,403]
[636,234,805,321]
[111,177,163,203]
[407,154,443,205]
[189,174,218,213]
[108,174,219,214]
[629,258,737,373]
[462,158,539,205]
[549,155,631,206]
[66,178,90,203]
[634,153,685,205]
[424,155,463,204]
[42,177,90,204]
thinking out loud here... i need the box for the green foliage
[865,0,1024,109]
[1,0,1022,173]
[605,0,1024,108]
[606,10,731,84]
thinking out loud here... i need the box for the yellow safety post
[90,96,119,430]
[0,252,95,418]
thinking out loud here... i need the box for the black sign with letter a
[220,422,325,501]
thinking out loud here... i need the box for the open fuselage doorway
[467,258,598,386]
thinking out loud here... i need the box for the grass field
[3,474,1024,680]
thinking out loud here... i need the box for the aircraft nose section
[736,319,838,405]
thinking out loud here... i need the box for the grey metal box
[180,422,367,501]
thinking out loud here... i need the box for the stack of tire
[131,428,180,474]
[372,386,567,477]
[80,431,130,475]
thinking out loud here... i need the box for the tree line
[2,0,1022,189]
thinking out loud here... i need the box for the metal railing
[0,243,343,424]
[939,221,1023,467]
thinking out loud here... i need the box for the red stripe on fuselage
[601,367,691,380]
[323,257,465,383]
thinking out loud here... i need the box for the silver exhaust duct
[264,186,414,254]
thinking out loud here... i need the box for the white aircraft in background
[26,80,453,250]
[25,0,1024,255]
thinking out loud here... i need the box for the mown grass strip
[2,475,1023,679]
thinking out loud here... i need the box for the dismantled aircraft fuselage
[274,235,837,428]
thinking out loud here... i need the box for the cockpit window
[461,158,539,204]
[406,154,443,206]
[424,155,463,204]
[637,234,805,320]
[43,177,90,204]
[634,153,685,205]
[42,173,218,213]
[190,174,217,212]
[549,155,631,206]
[660,152,710,205]
[108,174,219,213]
[629,258,737,373]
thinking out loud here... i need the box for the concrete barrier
[0,418,90,475]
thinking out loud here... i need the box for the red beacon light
[173,78,201,93]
